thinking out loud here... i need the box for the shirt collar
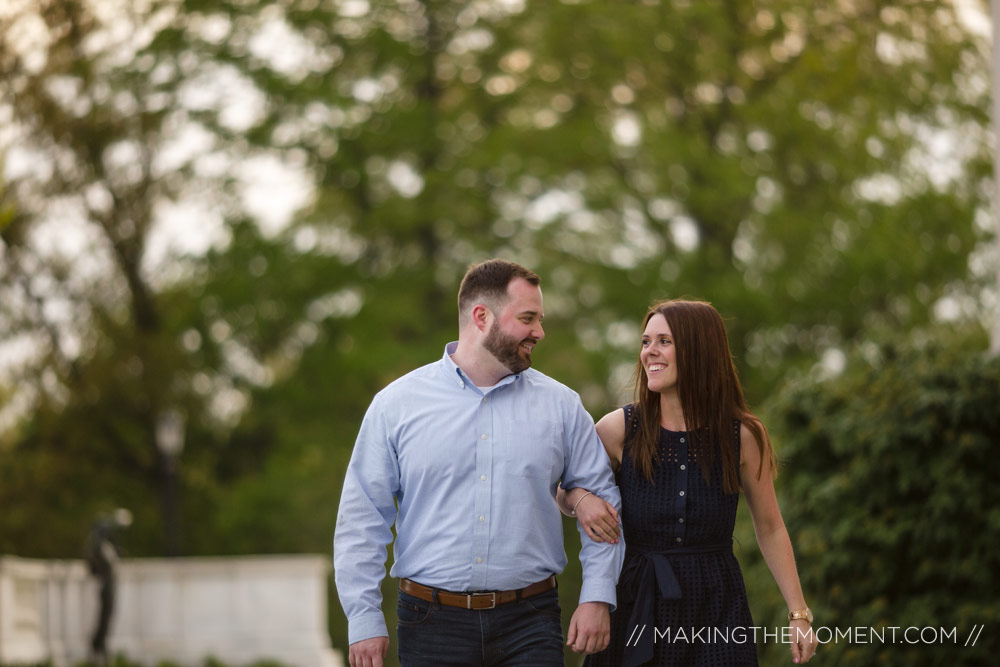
[441,341,519,392]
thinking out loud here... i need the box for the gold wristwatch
[788,608,813,624]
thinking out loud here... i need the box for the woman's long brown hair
[627,299,776,493]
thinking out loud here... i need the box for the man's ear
[471,303,491,332]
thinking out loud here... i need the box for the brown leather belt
[399,575,557,610]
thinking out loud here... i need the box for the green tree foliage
[139,0,996,563]
[1,0,198,555]
[744,329,1000,664]
[206,0,989,394]
[0,0,352,556]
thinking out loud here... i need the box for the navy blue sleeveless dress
[584,405,758,667]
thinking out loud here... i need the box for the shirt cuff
[348,611,389,645]
[579,579,618,612]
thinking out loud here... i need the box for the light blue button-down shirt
[334,342,625,644]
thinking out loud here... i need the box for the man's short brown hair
[457,259,541,322]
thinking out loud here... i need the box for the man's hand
[349,636,389,667]
[566,601,610,654]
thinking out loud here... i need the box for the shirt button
[476,557,483,564]
[678,518,684,523]
[680,437,686,443]
[480,475,487,481]
[481,434,487,440]
[479,515,485,522]
[680,464,686,470]
[679,491,685,497]
[457,379,463,388]
[676,537,682,543]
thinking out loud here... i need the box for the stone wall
[0,554,342,666]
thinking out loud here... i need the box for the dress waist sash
[619,540,732,667]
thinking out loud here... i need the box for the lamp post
[155,409,185,557]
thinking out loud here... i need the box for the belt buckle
[468,592,496,610]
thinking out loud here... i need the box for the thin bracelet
[571,491,594,516]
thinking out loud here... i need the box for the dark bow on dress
[618,542,732,667]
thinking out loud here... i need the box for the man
[334,259,625,667]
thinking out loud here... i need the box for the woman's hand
[788,619,817,663]
[574,493,620,544]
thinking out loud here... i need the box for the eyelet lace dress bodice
[584,405,758,667]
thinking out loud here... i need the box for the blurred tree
[745,327,999,665]
[203,0,990,395]
[0,0,356,556]
[0,0,197,555]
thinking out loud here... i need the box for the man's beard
[484,321,534,374]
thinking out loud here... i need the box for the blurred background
[1,0,997,665]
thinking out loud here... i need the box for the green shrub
[752,331,999,665]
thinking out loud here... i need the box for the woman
[558,300,817,666]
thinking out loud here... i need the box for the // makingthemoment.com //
[625,624,986,647]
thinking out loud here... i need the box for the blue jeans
[396,587,564,666]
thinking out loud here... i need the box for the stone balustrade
[0,554,342,666]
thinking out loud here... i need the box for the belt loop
[431,588,440,606]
